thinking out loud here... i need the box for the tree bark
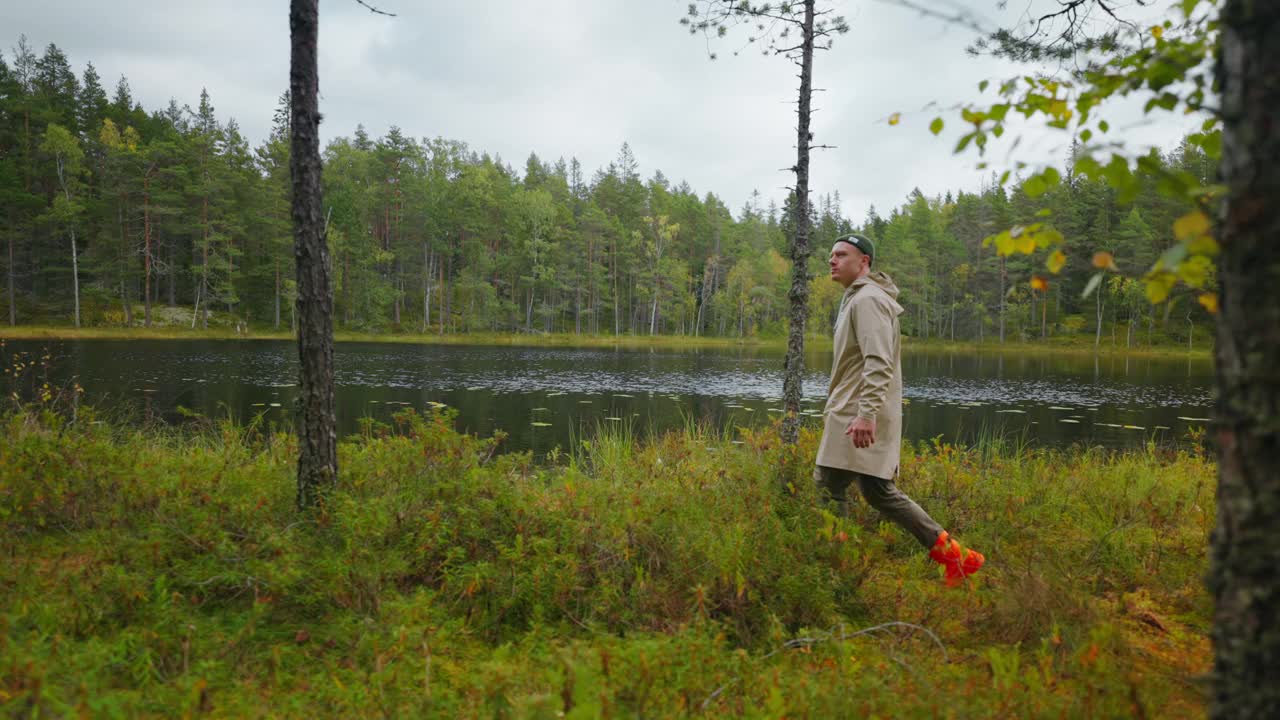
[7,230,14,326]
[199,196,210,329]
[70,228,80,329]
[1094,284,1103,349]
[1210,3,1280,716]
[274,259,281,329]
[422,242,432,334]
[143,168,154,327]
[291,0,338,509]
[167,225,176,307]
[999,257,1006,343]
[780,0,816,446]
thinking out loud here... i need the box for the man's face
[829,241,867,287]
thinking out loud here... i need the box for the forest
[0,35,1214,347]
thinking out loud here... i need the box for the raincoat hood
[846,271,903,312]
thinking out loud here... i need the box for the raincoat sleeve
[854,293,895,421]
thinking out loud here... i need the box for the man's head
[829,233,875,287]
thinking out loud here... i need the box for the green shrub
[0,405,1213,717]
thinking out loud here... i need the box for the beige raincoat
[815,271,905,479]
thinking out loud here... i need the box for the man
[815,233,984,587]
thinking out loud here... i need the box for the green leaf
[1035,227,1064,249]
[978,79,989,92]
[1201,129,1222,159]
[1144,92,1180,113]
[1098,120,1110,133]
[929,117,944,135]
[1079,128,1093,143]
[1074,155,1101,179]
[1024,169,1058,198]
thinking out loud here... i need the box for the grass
[0,322,1215,359]
[0,397,1215,717]
[0,324,795,351]
[903,336,1214,359]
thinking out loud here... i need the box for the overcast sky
[5,0,1197,222]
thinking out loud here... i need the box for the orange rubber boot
[929,531,985,587]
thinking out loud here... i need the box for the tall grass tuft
[0,402,1214,717]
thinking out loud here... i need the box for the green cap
[835,233,875,265]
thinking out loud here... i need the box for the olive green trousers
[815,465,943,549]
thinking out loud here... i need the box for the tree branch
[354,0,396,17]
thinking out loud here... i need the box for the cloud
[3,0,1203,226]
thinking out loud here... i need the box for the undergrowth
[0,403,1214,717]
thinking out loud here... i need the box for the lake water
[3,339,1214,455]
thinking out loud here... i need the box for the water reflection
[9,339,1214,455]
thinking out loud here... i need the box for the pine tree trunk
[780,0,816,446]
[394,268,402,325]
[167,228,176,307]
[422,243,431,334]
[650,292,659,335]
[200,241,209,330]
[1211,3,1280,714]
[274,260,281,330]
[999,257,1006,343]
[143,171,153,327]
[70,228,80,329]
[120,280,132,325]
[1095,289,1103,349]
[443,252,453,333]
[7,231,14,326]
[612,238,619,335]
[291,0,338,509]
[342,252,350,326]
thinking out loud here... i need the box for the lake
[3,339,1214,455]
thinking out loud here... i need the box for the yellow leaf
[1173,210,1211,241]
[1177,255,1212,287]
[1092,251,1117,270]
[888,112,901,126]
[1030,276,1048,292]
[1187,233,1220,257]
[1144,271,1177,304]
[1047,250,1067,274]
[1151,25,1164,39]
[1198,293,1219,314]
[990,231,1015,257]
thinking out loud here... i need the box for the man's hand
[846,416,876,448]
